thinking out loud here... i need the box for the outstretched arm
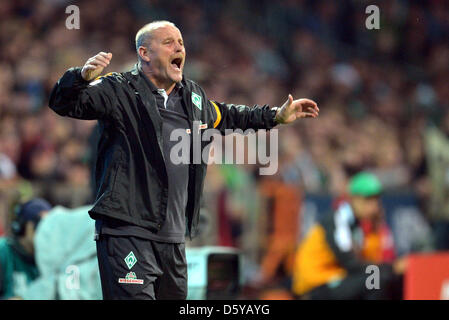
[48,52,117,120]
[209,94,319,134]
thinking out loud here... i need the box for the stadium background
[0,0,448,299]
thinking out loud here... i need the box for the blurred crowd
[0,0,448,299]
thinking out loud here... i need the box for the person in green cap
[291,172,406,299]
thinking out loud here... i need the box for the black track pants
[95,234,187,300]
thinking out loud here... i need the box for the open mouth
[171,57,183,70]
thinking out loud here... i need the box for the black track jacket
[49,64,278,238]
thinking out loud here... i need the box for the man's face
[146,25,186,84]
[351,195,382,221]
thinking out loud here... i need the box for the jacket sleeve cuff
[268,107,280,128]
[72,67,91,86]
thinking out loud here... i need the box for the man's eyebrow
[162,36,183,43]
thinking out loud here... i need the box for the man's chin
[168,68,183,82]
[172,75,183,83]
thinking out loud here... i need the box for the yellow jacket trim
[95,72,114,81]
[210,100,221,128]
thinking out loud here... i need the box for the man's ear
[138,46,150,62]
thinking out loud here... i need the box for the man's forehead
[152,25,183,40]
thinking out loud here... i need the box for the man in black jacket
[49,20,319,300]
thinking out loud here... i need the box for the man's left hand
[275,94,319,124]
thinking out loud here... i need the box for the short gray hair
[135,20,177,52]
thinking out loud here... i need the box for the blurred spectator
[257,176,301,286]
[424,111,449,250]
[0,198,51,299]
[292,173,404,299]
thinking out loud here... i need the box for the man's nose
[175,43,183,52]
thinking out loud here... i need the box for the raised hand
[81,52,112,81]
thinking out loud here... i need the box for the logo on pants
[124,251,137,269]
[118,272,144,285]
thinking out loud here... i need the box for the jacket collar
[125,64,164,156]
[127,64,197,122]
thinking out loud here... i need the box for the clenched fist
[81,52,112,81]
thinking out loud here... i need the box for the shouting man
[49,20,319,300]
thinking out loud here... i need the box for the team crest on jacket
[192,92,202,110]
